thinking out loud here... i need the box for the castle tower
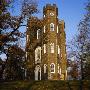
[42,4,59,80]
[26,4,67,80]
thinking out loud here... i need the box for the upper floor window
[43,15,45,18]
[50,43,54,53]
[50,63,55,73]
[44,26,46,33]
[44,44,46,54]
[35,47,41,64]
[37,29,40,39]
[27,35,29,41]
[50,23,54,31]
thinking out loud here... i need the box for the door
[35,65,41,80]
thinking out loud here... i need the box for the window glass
[27,35,29,41]
[44,26,46,33]
[50,23,54,31]
[50,43,54,53]
[44,44,46,53]
[50,63,55,73]
[37,29,40,39]
[44,64,47,73]
[35,47,41,64]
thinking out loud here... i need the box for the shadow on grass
[0,80,90,90]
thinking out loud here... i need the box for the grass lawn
[0,80,90,90]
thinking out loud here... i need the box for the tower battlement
[43,4,58,16]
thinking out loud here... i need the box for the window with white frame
[44,26,46,33]
[26,52,27,59]
[50,63,55,73]
[27,35,29,41]
[44,44,46,53]
[57,26,58,33]
[43,15,45,18]
[44,64,47,73]
[50,23,54,31]
[50,43,54,53]
[37,29,40,39]
[35,47,41,64]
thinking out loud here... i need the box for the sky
[10,0,86,42]
[37,0,86,43]
[0,0,87,60]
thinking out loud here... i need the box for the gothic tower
[26,4,67,80]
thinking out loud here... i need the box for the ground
[0,80,90,90]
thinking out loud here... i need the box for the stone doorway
[35,65,41,80]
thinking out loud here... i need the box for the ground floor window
[50,63,55,73]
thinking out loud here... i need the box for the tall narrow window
[44,44,46,53]
[58,45,60,54]
[57,26,58,33]
[44,26,46,33]
[26,52,27,59]
[27,35,29,41]
[50,43,54,53]
[50,23,54,31]
[50,63,55,73]
[60,68,61,75]
[43,15,45,18]
[37,30,39,39]
[44,64,47,73]
[58,64,59,73]
[37,29,40,39]
[35,47,41,64]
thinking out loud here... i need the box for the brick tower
[26,4,67,80]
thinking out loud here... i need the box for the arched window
[50,63,55,73]
[50,23,54,31]
[35,47,41,64]
[44,64,47,73]
[35,65,41,80]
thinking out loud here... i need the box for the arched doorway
[35,65,41,80]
